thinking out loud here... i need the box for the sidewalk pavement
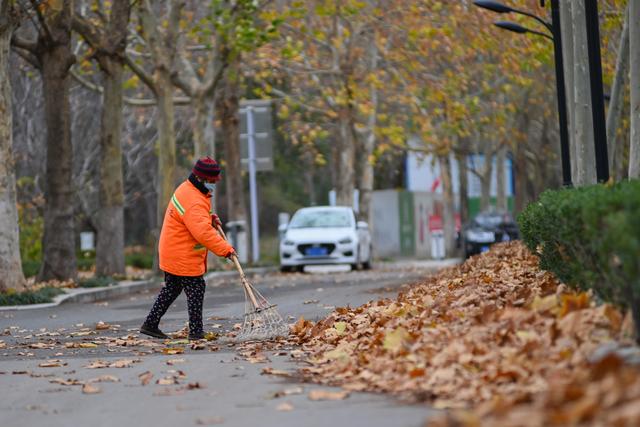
[0,258,461,312]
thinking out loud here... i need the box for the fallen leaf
[85,360,110,369]
[95,322,110,330]
[29,342,52,349]
[166,358,186,366]
[276,402,294,412]
[138,371,153,386]
[79,343,98,349]
[82,383,101,394]
[162,347,184,355]
[50,378,82,386]
[110,359,140,368]
[382,327,409,353]
[186,382,205,390]
[88,375,119,383]
[157,376,178,385]
[190,342,206,350]
[38,360,67,368]
[308,390,349,401]
[261,367,290,377]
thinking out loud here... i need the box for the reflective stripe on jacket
[158,179,233,276]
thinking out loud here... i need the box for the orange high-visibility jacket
[158,179,233,276]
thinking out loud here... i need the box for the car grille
[297,243,336,256]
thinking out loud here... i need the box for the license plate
[306,246,327,256]
[480,245,490,253]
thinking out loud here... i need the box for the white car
[279,206,372,272]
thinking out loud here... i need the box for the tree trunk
[571,0,597,186]
[155,71,177,234]
[193,93,215,160]
[439,155,455,256]
[95,57,125,277]
[0,11,26,292]
[303,150,316,205]
[630,0,640,178]
[336,113,355,207]
[456,151,469,225]
[480,153,492,211]
[560,0,577,179]
[217,65,246,224]
[496,144,507,211]
[38,3,77,281]
[357,35,378,224]
[606,6,629,177]
[93,0,130,277]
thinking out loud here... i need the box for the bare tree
[607,5,629,178]
[12,0,77,281]
[216,62,247,226]
[125,0,185,265]
[630,0,640,178]
[73,0,131,277]
[0,0,26,291]
[571,0,597,186]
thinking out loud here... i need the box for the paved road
[0,264,447,427]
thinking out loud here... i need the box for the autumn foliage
[289,242,639,425]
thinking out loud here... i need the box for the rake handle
[214,223,260,309]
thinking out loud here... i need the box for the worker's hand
[211,214,222,229]
[225,247,236,259]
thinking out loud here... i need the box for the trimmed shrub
[518,179,640,340]
[0,287,65,306]
[125,252,153,269]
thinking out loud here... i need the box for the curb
[0,266,278,312]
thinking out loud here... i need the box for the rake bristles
[235,278,289,342]
[214,224,289,342]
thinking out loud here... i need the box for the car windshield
[474,213,508,228]
[289,210,352,228]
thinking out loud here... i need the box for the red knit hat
[192,157,222,181]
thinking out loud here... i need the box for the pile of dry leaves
[288,242,640,425]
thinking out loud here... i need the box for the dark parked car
[462,211,519,258]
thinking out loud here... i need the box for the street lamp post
[474,0,572,187]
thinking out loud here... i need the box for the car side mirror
[356,221,368,230]
[278,223,288,233]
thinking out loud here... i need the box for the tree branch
[11,34,37,54]
[124,53,156,92]
[11,45,40,68]
[72,14,102,48]
[28,0,54,42]
[70,67,190,107]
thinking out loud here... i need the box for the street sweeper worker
[140,156,236,340]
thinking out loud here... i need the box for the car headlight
[283,240,295,246]
[465,230,495,243]
[338,237,353,244]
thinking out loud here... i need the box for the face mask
[204,182,216,193]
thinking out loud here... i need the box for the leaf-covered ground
[287,242,640,426]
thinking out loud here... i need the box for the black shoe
[189,331,205,341]
[140,323,169,339]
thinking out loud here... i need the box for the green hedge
[0,287,65,306]
[518,179,640,340]
[125,252,153,269]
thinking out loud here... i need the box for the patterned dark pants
[144,272,206,335]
